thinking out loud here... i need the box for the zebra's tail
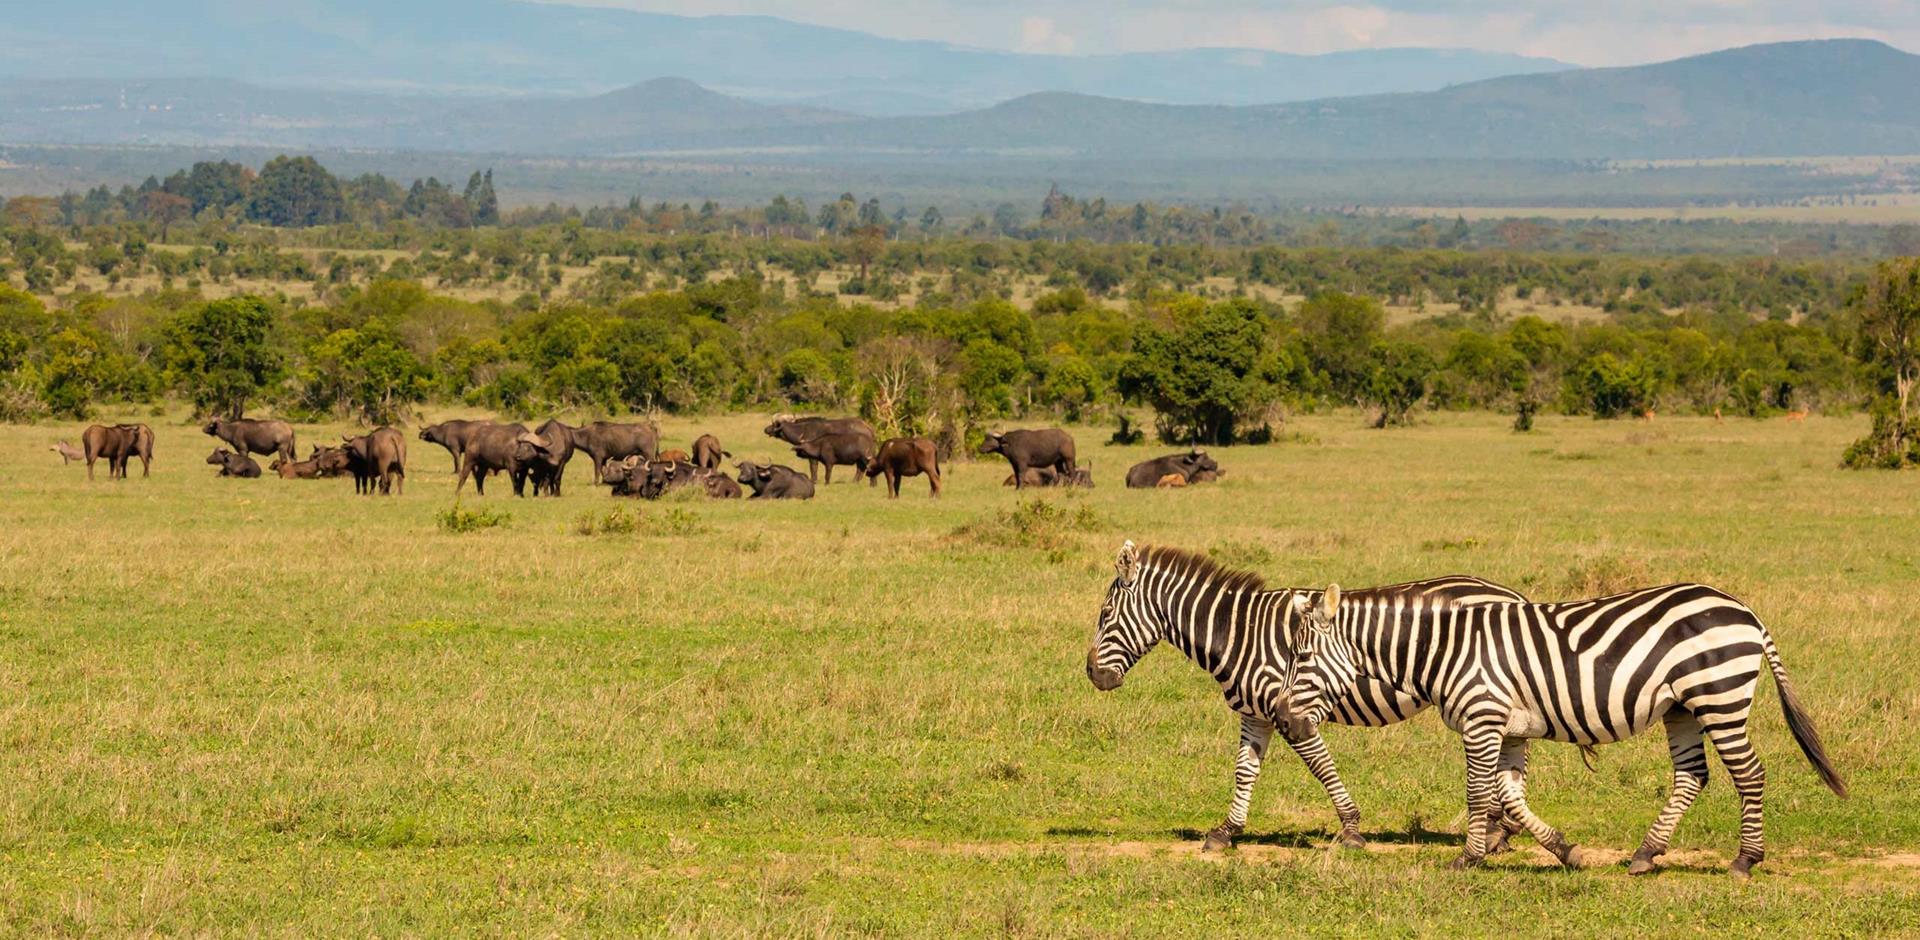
[1760,625,1848,797]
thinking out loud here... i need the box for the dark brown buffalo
[736,461,814,500]
[864,437,941,498]
[51,441,85,464]
[979,428,1077,489]
[458,423,532,496]
[203,416,295,462]
[310,444,352,478]
[418,419,490,474]
[788,432,876,485]
[270,455,324,479]
[599,456,647,497]
[639,459,699,499]
[82,423,153,480]
[343,427,407,495]
[1000,464,1094,488]
[699,469,742,499]
[513,419,577,496]
[206,448,261,478]
[763,416,876,483]
[692,434,730,470]
[570,421,659,483]
[1125,450,1220,489]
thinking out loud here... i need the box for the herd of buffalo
[52,414,1229,498]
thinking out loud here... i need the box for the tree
[957,338,1023,417]
[1843,258,1920,468]
[1363,341,1435,427]
[1117,298,1284,445]
[139,191,192,240]
[464,170,500,226]
[1295,291,1385,401]
[2,196,59,228]
[162,296,283,418]
[40,328,106,419]
[302,327,427,424]
[248,156,345,227]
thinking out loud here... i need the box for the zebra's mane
[1138,545,1268,594]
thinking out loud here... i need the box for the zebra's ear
[1115,540,1139,586]
[1317,584,1341,624]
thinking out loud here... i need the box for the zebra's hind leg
[1705,720,1768,878]
[1287,731,1366,848]
[1204,715,1273,852]
[1449,721,1505,870]
[1486,738,1531,855]
[1492,737,1582,867]
[1629,711,1708,876]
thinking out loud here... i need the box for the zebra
[1085,540,1543,851]
[1287,581,1848,876]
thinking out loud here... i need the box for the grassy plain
[0,410,1917,936]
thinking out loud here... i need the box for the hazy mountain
[5,40,1916,161]
[0,0,1572,114]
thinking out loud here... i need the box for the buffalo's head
[205,449,226,466]
[977,432,1005,456]
[201,418,223,436]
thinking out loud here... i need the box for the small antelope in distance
[50,441,85,464]
[1637,408,1656,421]
[1785,408,1809,422]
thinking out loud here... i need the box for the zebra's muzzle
[1086,648,1124,691]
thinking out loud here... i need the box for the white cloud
[1017,16,1077,54]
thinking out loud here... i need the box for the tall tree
[161,296,283,418]
[1843,258,1920,467]
[247,156,345,227]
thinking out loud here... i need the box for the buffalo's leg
[1205,714,1274,851]
[1010,461,1026,489]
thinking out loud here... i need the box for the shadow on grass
[1170,821,1466,848]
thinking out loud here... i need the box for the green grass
[1,411,1917,936]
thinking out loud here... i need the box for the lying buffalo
[1001,463,1094,488]
[637,460,696,499]
[206,448,261,478]
[571,421,659,483]
[204,416,295,462]
[701,470,742,499]
[789,432,876,485]
[310,444,352,478]
[418,419,490,474]
[737,461,814,500]
[343,427,407,495]
[457,423,532,496]
[864,437,941,498]
[514,419,577,496]
[979,428,1077,489]
[1191,468,1225,483]
[763,416,876,483]
[270,455,324,479]
[599,456,647,497]
[692,434,730,470]
[1125,450,1219,489]
[82,423,154,480]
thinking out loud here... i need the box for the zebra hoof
[1557,845,1584,869]
[1201,824,1240,853]
[1730,854,1761,879]
[1486,830,1513,855]
[1338,830,1366,850]
[1627,856,1658,876]
[1447,853,1483,871]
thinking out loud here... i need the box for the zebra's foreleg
[1203,714,1273,851]
[1449,721,1505,869]
[1706,720,1768,878]
[1630,711,1708,876]
[1287,732,1365,847]
[1493,737,1582,867]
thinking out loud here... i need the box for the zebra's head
[1086,540,1156,691]
[1284,585,1345,728]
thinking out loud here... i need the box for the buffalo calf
[864,437,941,498]
[206,448,262,478]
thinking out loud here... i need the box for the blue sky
[573,0,1920,64]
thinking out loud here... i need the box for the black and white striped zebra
[1085,540,1538,850]
[1289,581,1848,876]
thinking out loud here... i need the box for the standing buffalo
[763,416,876,483]
[1125,450,1219,489]
[457,423,532,496]
[343,427,408,495]
[418,419,490,475]
[692,434,730,470]
[979,428,1077,489]
[736,461,815,500]
[82,423,154,480]
[50,441,85,464]
[513,420,577,496]
[788,432,876,485]
[203,417,295,462]
[864,437,941,498]
[206,448,261,478]
[571,421,659,483]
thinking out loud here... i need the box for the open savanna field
[1,411,1918,935]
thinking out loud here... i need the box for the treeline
[0,269,1876,450]
[8,156,1920,259]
